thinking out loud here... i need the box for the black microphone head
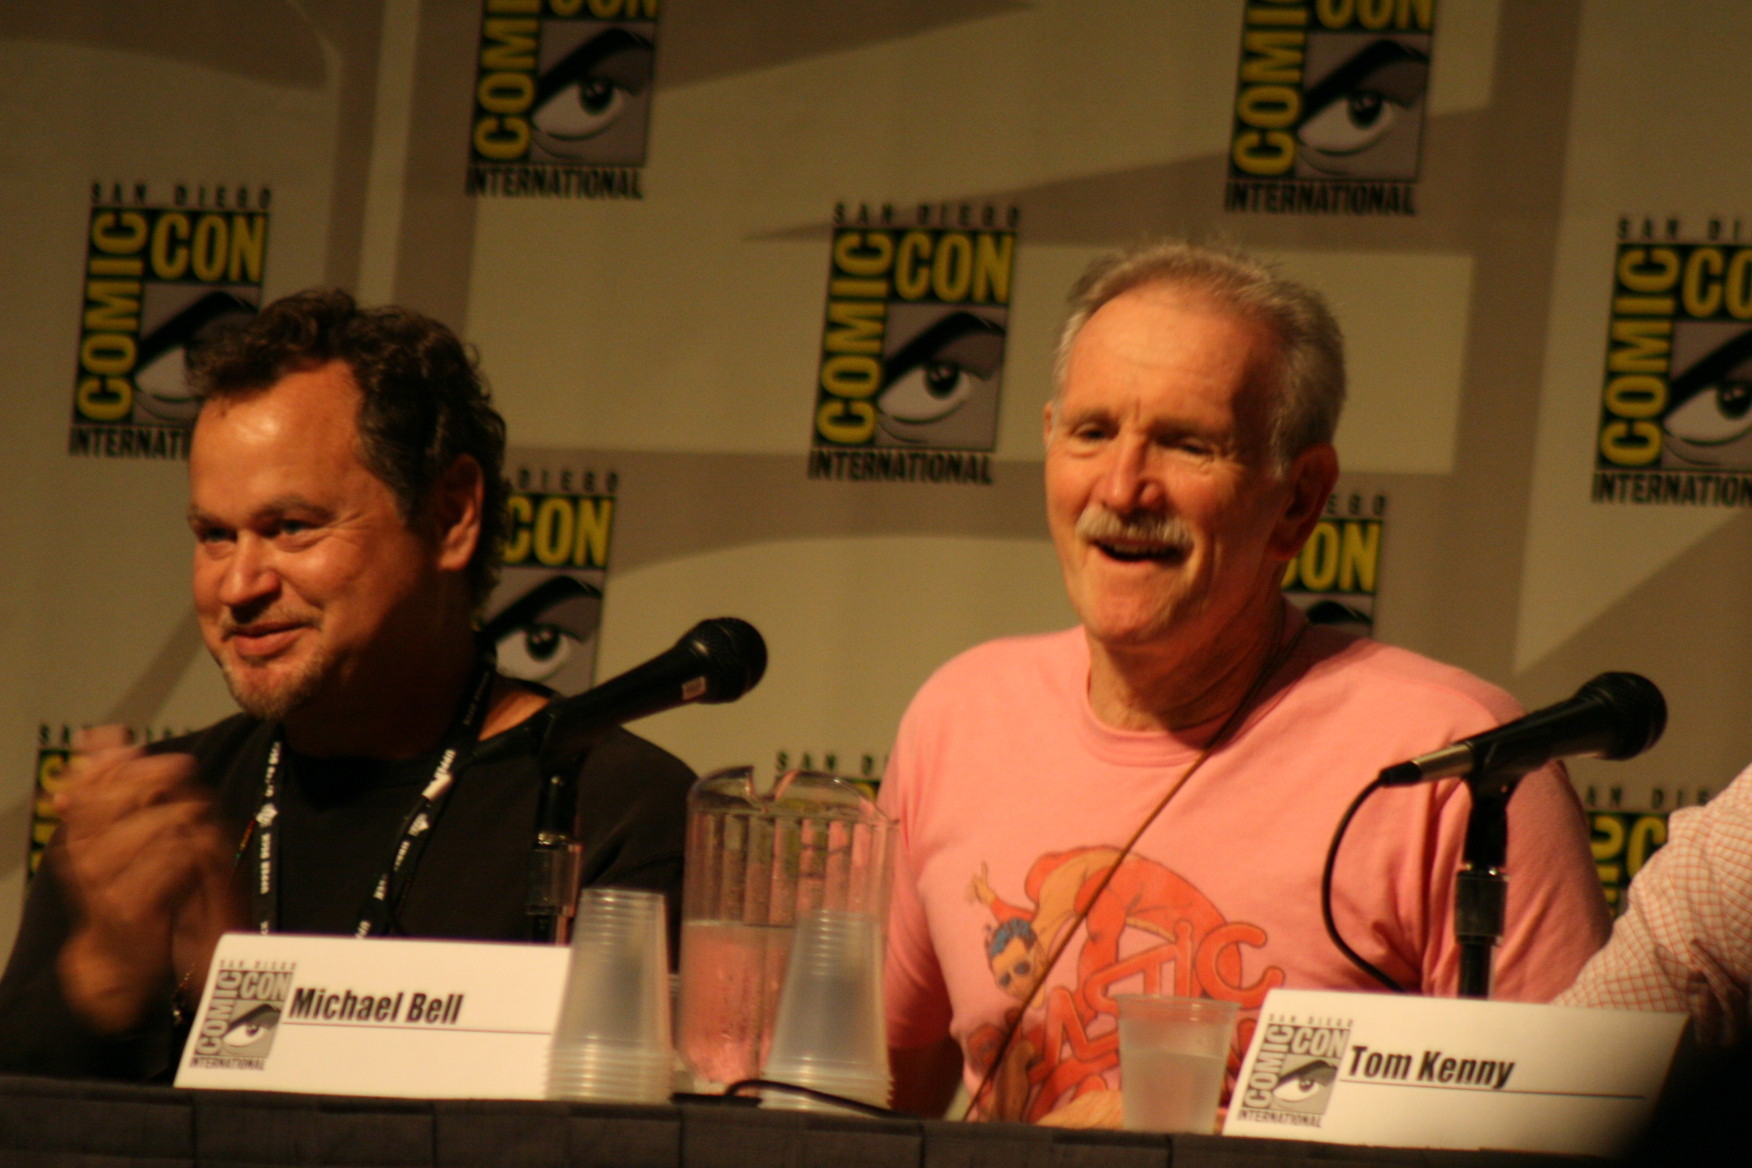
[678,617,768,703]
[1577,672,1667,761]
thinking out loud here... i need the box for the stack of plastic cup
[546,887,674,1104]
[760,910,889,1112]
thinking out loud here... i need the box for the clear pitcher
[675,767,894,1093]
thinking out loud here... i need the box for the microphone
[537,616,767,764]
[525,618,767,943]
[1379,672,1666,786]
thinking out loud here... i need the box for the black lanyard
[247,655,498,937]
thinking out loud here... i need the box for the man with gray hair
[880,239,1608,1126]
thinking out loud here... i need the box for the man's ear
[1268,442,1340,561]
[431,454,485,573]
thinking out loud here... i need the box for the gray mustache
[1074,507,1194,549]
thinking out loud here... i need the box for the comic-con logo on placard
[1235,1017,1352,1127]
[1225,0,1433,217]
[486,455,617,696]
[467,0,656,200]
[1282,490,1384,635]
[190,963,295,1069]
[808,203,1016,485]
[71,183,269,460]
[1593,221,1752,506]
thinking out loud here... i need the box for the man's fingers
[54,750,201,824]
[71,724,133,753]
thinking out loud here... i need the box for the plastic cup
[760,910,889,1112]
[1116,995,1238,1134]
[545,887,673,1104]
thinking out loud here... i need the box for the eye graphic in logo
[220,1003,282,1055]
[483,574,603,695]
[532,25,655,165]
[1271,1058,1338,1114]
[876,309,1006,448]
[134,290,258,424]
[1297,38,1429,179]
[1662,325,1752,468]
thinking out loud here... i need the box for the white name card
[1222,988,1685,1157]
[175,933,570,1099]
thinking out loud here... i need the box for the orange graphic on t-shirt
[967,845,1284,1123]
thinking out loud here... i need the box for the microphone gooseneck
[526,617,768,943]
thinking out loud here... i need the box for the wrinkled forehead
[1063,286,1284,435]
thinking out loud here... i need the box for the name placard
[1222,989,1685,1157]
[175,933,570,1099]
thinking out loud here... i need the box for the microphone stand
[526,708,614,944]
[1455,771,1518,999]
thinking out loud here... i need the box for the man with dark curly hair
[0,289,694,1080]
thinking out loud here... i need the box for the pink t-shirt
[880,615,1610,1124]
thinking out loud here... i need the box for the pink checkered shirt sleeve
[1555,765,1752,1044]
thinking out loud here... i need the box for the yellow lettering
[480,18,537,71]
[574,497,613,568]
[1617,247,1680,293]
[1338,520,1379,592]
[75,375,133,421]
[931,232,973,302]
[82,281,141,332]
[833,231,893,278]
[229,214,266,283]
[1607,319,1672,374]
[150,212,191,280]
[474,115,529,159]
[816,399,875,444]
[532,496,575,567]
[1237,84,1300,129]
[893,231,932,300]
[973,233,1012,304]
[191,215,228,282]
[1240,29,1305,84]
[1599,419,1661,466]
[1681,247,1724,318]
[824,301,886,355]
[1298,522,1339,591]
[1726,249,1752,320]
[1625,815,1667,879]
[91,211,148,254]
[478,70,535,114]
[1604,375,1667,419]
[80,333,135,376]
[820,355,881,398]
[1247,3,1308,26]
[1232,129,1295,175]
[503,495,533,563]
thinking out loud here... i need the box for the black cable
[722,1078,900,1119]
[1320,773,1408,993]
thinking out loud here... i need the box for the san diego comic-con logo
[72,182,269,460]
[1594,220,1752,506]
[808,202,1016,485]
[28,723,192,884]
[1236,1018,1351,1127]
[467,0,657,199]
[190,963,295,1070]
[1226,0,1433,216]
[483,460,617,696]
[1282,491,1385,635]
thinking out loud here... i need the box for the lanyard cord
[960,615,1306,1122]
[248,652,498,938]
